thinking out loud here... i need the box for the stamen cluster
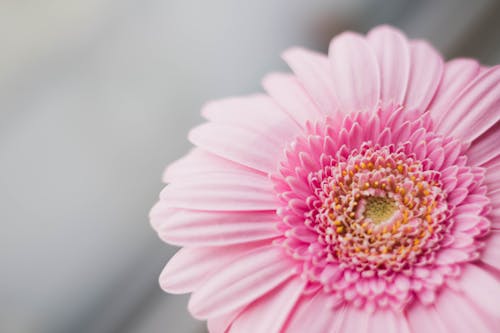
[312,144,449,274]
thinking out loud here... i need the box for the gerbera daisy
[150,25,500,332]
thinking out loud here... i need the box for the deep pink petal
[188,246,296,318]
[404,40,444,112]
[329,32,380,113]
[230,277,305,333]
[367,25,410,106]
[282,47,339,116]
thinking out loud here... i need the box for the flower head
[151,25,500,332]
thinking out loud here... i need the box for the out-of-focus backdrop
[1,0,499,332]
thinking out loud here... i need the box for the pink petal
[159,244,259,294]
[201,94,300,140]
[431,58,480,125]
[189,122,284,173]
[434,289,494,332]
[284,292,339,332]
[188,246,295,318]
[404,40,444,112]
[162,148,259,183]
[262,73,323,127]
[282,47,339,116]
[452,213,484,232]
[484,157,500,193]
[406,301,447,333]
[155,208,280,246]
[367,25,410,107]
[449,233,474,248]
[435,248,470,265]
[160,171,278,211]
[338,306,369,333]
[230,277,305,333]
[329,32,380,113]
[207,309,241,333]
[481,231,500,270]
[436,66,500,143]
[367,310,404,333]
[467,122,500,166]
[458,264,500,321]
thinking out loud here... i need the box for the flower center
[274,111,490,309]
[362,196,397,224]
[315,144,449,273]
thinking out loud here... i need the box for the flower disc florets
[275,109,490,310]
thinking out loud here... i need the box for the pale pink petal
[434,289,494,332]
[262,73,323,126]
[282,47,339,115]
[338,306,369,333]
[430,58,480,125]
[457,264,500,321]
[367,25,410,106]
[396,315,412,333]
[201,94,300,140]
[155,208,280,246]
[466,122,500,166]
[481,231,500,270]
[329,32,380,113]
[188,246,295,318]
[452,213,484,232]
[189,122,284,173]
[230,277,305,333]
[149,201,169,230]
[435,66,500,142]
[159,244,261,294]
[160,171,278,211]
[367,310,404,333]
[162,148,259,183]
[404,40,444,112]
[406,301,447,333]
[207,309,241,333]
[435,248,470,265]
[284,292,339,332]
[484,156,500,192]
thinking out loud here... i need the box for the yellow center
[364,196,397,224]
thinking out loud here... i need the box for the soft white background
[1,0,499,332]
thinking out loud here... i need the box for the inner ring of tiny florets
[315,144,449,273]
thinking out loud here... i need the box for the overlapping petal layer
[151,25,499,332]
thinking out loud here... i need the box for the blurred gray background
[1,0,499,332]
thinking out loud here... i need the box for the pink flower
[150,25,500,332]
